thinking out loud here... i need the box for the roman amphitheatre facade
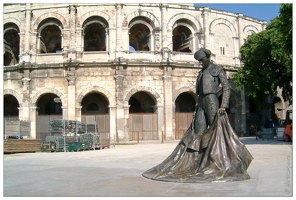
[5,3,284,143]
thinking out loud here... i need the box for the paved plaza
[2,137,293,197]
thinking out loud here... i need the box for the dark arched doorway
[81,92,110,140]
[175,92,195,139]
[3,94,20,138]
[36,93,63,140]
[4,94,19,119]
[128,91,157,140]
[249,97,261,132]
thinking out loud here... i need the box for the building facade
[4,3,286,142]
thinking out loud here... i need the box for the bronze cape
[142,113,253,182]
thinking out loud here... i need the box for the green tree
[233,4,292,108]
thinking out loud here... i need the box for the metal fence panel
[36,115,63,140]
[4,120,31,138]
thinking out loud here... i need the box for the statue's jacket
[196,63,230,108]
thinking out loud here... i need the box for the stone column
[36,33,41,54]
[62,106,68,120]
[67,69,76,120]
[123,104,130,141]
[237,14,244,48]
[109,105,117,144]
[69,5,76,50]
[67,86,75,120]
[114,74,126,142]
[30,105,37,139]
[157,105,164,141]
[162,72,174,140]
[202,7,210,49]
[20,78,31,121]
[153,28,161,52]
[22,3,31,63]
[66,5,77,61]
[75,106,82,122]
[75,28,83,60]
[161,4,168,48]
[108,28,116,59]
[115,4,123,52]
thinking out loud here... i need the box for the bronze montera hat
[194,48,211,61]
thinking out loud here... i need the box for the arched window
[82,16,108,52]
[172,25,192,52]
[37,18,63,54]
[129,17,153,51]
[4,23,20,66]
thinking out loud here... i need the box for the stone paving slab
[2,137,293,197]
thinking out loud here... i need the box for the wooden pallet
[4,139,41,153]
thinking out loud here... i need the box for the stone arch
[129,20,153,32]
[172,22,195,35]
[172,86,196,103]
[3,89,22,105]
[4,22,20,34]
[209,18,238,37]
[31,87,66,106]
[76,86,115,107]
[37,18,64,33]
[32,12,68,31]
[122,10,160,28]
[167,13,202,32]
[4,17,24,32]
[243,25,259,34]
[79,10,115,28]
[124,86,162,106]
[243,25,259,38]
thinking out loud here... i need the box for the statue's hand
[218,107,226,115]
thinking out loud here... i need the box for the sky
[194,3,282,23]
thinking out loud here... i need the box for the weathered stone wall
[3,3,270,140]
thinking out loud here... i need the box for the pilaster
[162,69,174,140]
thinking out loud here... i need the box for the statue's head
[194,48,211,61]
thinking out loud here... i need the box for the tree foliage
[233,4,292,107]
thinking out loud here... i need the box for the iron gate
[129,113,158,140]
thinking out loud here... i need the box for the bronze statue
[142,48,253,182]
